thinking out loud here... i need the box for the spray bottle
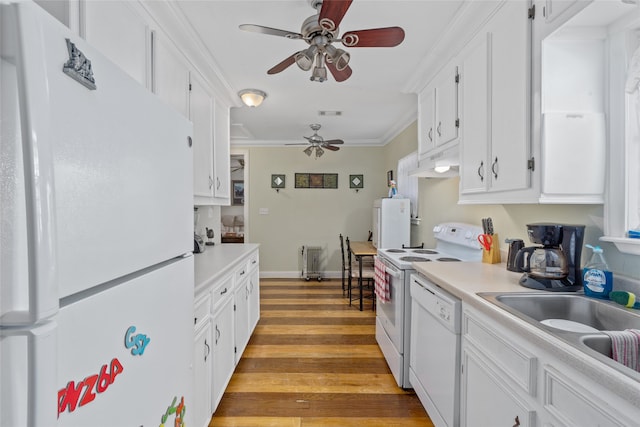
[582,245,613,299]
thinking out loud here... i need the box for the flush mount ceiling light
[238,89,267,107]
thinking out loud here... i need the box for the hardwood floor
[209,278,433,427]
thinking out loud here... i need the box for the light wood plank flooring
[209,278,433,427]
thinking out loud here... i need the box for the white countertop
[412,261,640,406]
[194,243,259,294]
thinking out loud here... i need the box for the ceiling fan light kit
[238,89,267,107]
[239,0,405,82]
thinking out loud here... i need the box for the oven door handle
[385,265,401,278]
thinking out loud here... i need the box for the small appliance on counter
[514,223,585,291]
[205,227,215,246]
[194,232,205,253]
[505,238,525,271]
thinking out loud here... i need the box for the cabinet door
[83,1,149,87]
[418,88,436,157]
[460,34,490,195]
[154,33,189,117]
[193,320,212,427]
[248,268,260,332]
[190,72,214,199]
[488,0,531,192]
[234,279,250,364]
[435,65,459,147]
[213,98,230,201]
[461,345,534,427]
[211,297,235,412]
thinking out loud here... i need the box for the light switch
[259,208,269,215]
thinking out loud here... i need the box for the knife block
[482,233,501,264]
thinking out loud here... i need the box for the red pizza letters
[57,358,124,417]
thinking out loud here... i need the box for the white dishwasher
[409,273,461,427]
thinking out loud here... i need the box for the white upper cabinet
[190,72,215,201]
[154,33,190,118]
[459,0,532,203]
[212,98,231,202]
[418,61,460,161]
[82,1,150,88]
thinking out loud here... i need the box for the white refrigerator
[1,2,194,426]
[372,198,411,249]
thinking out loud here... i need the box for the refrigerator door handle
[2,3,59,325]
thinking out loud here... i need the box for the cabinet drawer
[543,366,631,427]
[194,293,211,329]
[235,261,250,283]
[463,311,537,396]
[248,251,259,272]
[211,274,233,311]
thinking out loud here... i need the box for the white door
[56,256,194,427]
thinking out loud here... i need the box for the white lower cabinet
[233,272,250,364]
[211,296,235,411]
[461,305,639,427]
[461,344,535,427]
[193,248,260,425]
[193,318,212,427]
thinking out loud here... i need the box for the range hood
[410,144,460,178]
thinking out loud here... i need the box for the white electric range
[375,222,484,388]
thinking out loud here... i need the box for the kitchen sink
[484,293,640,331]
[479,292,640,379]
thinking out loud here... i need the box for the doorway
[221,150,248,243]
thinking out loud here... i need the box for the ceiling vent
[318,110,342,117]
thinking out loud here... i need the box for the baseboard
[259,270,342,280]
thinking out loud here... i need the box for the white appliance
[372,198,411,249]
[375,223,482,389]
[1,3,194,426]
[410,273,460,427]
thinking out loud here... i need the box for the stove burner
[437,257,461,262]
[412,249,438,255]
[400,256,431,262]
[386,249,406,253]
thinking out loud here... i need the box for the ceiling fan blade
[326,61,352,82]
[285,142,311,146]
[267,53,297,74]
[239,24,303,40]
[319,0,353,32]
[323,139,344,145]
[322,144,340,151]
[341,27,405,47]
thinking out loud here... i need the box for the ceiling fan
[239,0,405,82]
[287,124,343,158]
[231,158,245,173]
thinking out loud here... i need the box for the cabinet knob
[204,339,210,361]
[477,161,484,182]
[208,176,214,189]
[215,325,221,345]
[428,128,433,142]
[187,136,192,147]
[437,121,442,137]
[216,177,221,190]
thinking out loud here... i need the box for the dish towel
[602,329,640,372]
[374,256,390,303]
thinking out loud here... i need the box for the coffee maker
[514,223,585,291]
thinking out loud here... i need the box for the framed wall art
[295,173,338,189]
[232,180,244,205]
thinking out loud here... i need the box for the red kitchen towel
[374,256,390,303]
[603,329,640,372]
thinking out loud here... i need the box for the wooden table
[349,241,377,311]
